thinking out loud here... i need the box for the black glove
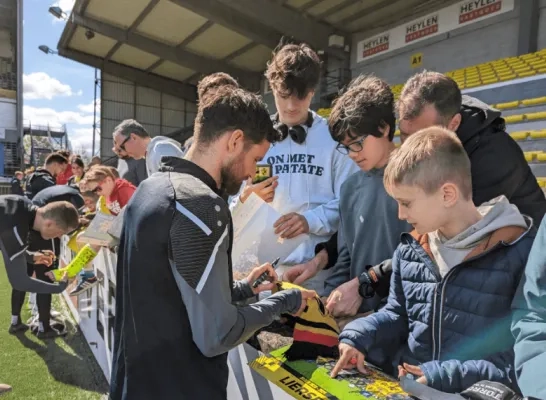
[461,381,526,400]
[358,259,393,299]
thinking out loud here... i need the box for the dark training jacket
[0,195,67,293]
[110,157,301,400]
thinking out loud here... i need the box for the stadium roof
[56,0,457,102]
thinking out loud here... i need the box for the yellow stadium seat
[394,130,400,137]
[509,131,529,141]
[504,114,524,124]
[537,178,546,188]
[518,70,536,77]
[526,111,546,121]
[496,101,520,110]
[537,153,546,162]
[522,97,546,106]
[499,74,517,81]
[524,152,534,162]
[529,130,546,139]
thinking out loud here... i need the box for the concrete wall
[351,1,521,85]
[101,72,197,160]
[536,0,546,49]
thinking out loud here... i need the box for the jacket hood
[457,95,503,144]
[405,196,533,266]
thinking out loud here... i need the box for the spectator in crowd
[234,41,357,289]
[197,72,239,103]
[55,151,73,185]
[81,166,135,216]
[11,185,84,338]
[48,165,137,293]
[397,71,546,224]
[10,171,24,195]
[332,127,534,394]
[25,153,68,199]
[115,147,147,187]
[110,86,314,400]
[111,119,184,177]
[67,156,85,190]
[285,76,411,320]
[512,216,546,399]
[90,156,101,166]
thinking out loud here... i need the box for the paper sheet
[231,193,308,279]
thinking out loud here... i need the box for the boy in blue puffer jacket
[331,127,535,394]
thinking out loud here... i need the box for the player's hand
[325,278,362,317]
[79,217,91,227]
[247,262,278,294]
[240,176,278,203]
[33,251,55,267]
[284,250,328,285]
[274,213,309,239]
[398,363,427,384]
[331,343,368,377]
[292,289,317,317]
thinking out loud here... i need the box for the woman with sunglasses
[67,156,86,190]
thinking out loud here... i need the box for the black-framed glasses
[336,135,369,155]
[118,134,131,151]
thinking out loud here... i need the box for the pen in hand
[252,257,280,288]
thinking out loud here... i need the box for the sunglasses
[118,134,131,152]
[91,185,102,194]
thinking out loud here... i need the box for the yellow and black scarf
[274,281,340,361]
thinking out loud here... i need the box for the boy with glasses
[288,75,411,319]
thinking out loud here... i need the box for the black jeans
[11,263,54,326]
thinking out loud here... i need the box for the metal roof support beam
[58,47,197,102]
[169,0,281,49]
[70,13,260,86]
[214,0,335,50]
[170,0,348,60]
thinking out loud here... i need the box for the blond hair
[81,165,116,185]
[384,126,472,200]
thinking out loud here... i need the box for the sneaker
[36,326,67,339]
[8,322,29,335]
[50,310,62,320]
[0,383,12,395]
[70,275,100,297]
[30,321,65,335]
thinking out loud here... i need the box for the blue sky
[23,0,98,156]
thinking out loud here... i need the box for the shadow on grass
[15,318,109,395]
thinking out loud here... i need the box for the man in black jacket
[110,87,314,400]
[397,71,546,224]
[10,186,84,338]
[24,153,67,199]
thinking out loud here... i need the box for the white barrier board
[60,237,292,399]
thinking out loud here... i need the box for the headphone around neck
[273,111,314,144]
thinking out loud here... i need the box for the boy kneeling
[332,127,534,393]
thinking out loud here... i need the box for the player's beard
[220,159,245,196]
